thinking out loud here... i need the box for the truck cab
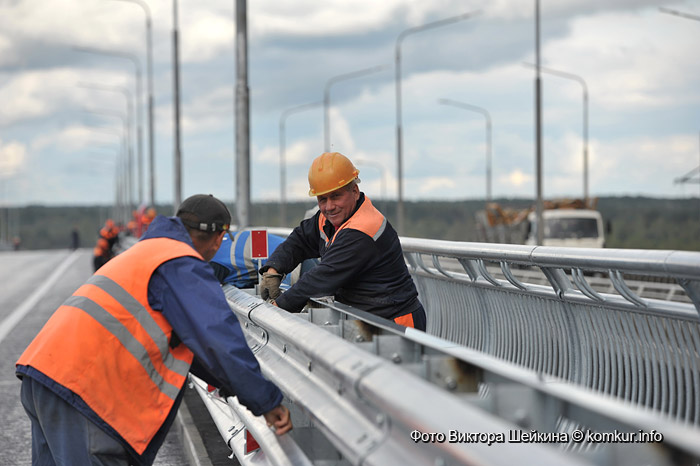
[526,209,605,248]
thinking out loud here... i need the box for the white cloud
[1,0,698,206]
[287,140,318,165]
[504,169,531,187]
[0,140,27,176]
[584,134,697,196]
[180,85,234,133]
[32,124,121,153]
[251,0,479,37]
[414,176,457,196]
[180,12,235,63]
[0,67,131,126]
[327,108,356,154]
[543,8,699,112]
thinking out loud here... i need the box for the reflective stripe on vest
[393,312,415,328]
[318,196,386,246]
[17,237,200,454]
[64,274,190,400]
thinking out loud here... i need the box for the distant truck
[475,198,608,248]
[524,208,605,248]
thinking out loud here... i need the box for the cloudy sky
[0,0,698,208]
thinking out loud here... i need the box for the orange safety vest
[100,225,119,240]
[317,196,387,246]
[17,237,201,454]
[317,198,415,329]
[93,238,109,257]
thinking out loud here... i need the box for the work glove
[260,272,283,301]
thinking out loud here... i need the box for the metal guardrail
[225,288,587,466]
[199,286,700,466]
[399,239,700,425]
[188,374,312,466]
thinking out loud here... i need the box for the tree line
[2,196,698,252]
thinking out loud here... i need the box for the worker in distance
[259,151,427,331]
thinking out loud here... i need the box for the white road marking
[0,249,82,345]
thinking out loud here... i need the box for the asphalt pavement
[0,249,220,466]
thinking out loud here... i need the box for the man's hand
[263,404,292,435]
[260,271,283,300]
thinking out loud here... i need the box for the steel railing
[195,286,700,465]
[399,238,700,425]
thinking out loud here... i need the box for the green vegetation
[2,196,698,251]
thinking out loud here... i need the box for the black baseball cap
[176,194,231,232]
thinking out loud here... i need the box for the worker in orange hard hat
[97,218,120,259]
[127,219,138,236]
[139,207,157,236]
[259,151,427,331]
[92,237,111,271]
[99,219,120,248]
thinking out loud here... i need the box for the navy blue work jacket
[262,193,423,320]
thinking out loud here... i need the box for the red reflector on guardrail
[244,429,260,455]
[250,230,268,259]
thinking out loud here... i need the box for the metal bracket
[678,278,700,319]
[416,253,440,276]
[571,268,605,302]
[457,258,479,282]
[500,261,528,290]
[610,270,647,308]
[476,259,501,287]
[432,254,459,279]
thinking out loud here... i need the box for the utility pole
[279,101,322,226]
[395,11,481,235]
[112,0,157,207]
[324,65,385,152]
[523,63,588,203]
[438,98,493,203]
[534,0,544,246]
[235,0,251,228]
[173,0,182,210]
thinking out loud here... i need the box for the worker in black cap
[17,194,291,466]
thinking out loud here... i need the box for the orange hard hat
[307,152,360,197]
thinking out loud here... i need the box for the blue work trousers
[20,376,131,466]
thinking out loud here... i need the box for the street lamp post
[673,132,700,222]
[524,62,589,202]
[112,0,156,208]
[80,82,136,210]
[173,0,183,211]
[659,7,700,22]
[534,0,544,246]
[85,152,119,211]
[87,109,133,212]
[354,159,388,200]
[394,10,481,234]
[0,175,14,245]
[438,98,492,202]
[660,7,700,216]
[85,126,129,221]
[235,0,251,228]
[74,45,144,206]
[279,101,322,226]
[324,65,385,152]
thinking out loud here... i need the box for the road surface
[0,248,191,465]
